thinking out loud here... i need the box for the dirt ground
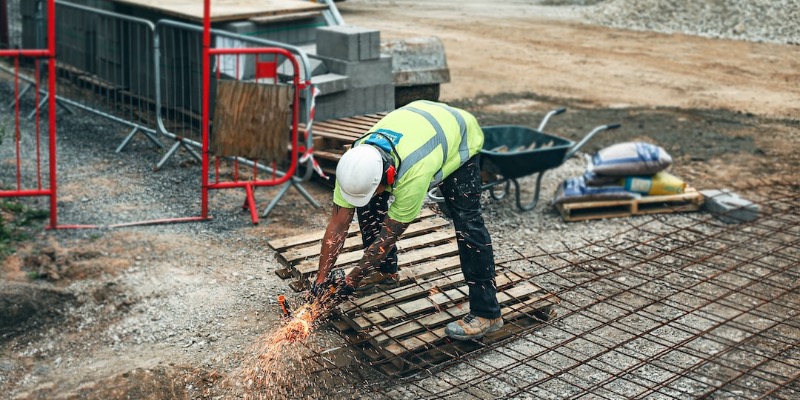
[1,0,799,399]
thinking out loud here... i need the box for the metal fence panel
[52,1,163,152]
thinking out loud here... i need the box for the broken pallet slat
[557,186,704,222]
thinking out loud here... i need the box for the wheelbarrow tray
[481,125,574,180]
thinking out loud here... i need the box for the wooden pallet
[338,269,558,377]
[302,113,389,176]
[268,208,450,290]
[268,210,560,377]
[556,187,704,222]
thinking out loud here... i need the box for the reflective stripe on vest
[422,100,470,163]
[398,104,470,186]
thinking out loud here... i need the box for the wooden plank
[341,115,384,124]
[308,129,361,144]
[367,281,551,345]
[386,308,557,377]
[110,0,327,22]
[382,290,558,357]
[339,258,468,314]
[275,267,293,279]
[339,268,467,315]
[268,222,359,252]
[314,124,366,137]
[348,272,530,330]
[310,149,346,162]
[281,217,451,265]
[557,186,703,222]
[267,208,436,250]
[404,255,463,281]
[321,119,375,132]
[249,10,322,23]
[296,239,459,277]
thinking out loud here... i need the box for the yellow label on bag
[621,171,686,196]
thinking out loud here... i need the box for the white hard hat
[336,145,383,207]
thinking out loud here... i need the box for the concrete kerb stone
[316,25,380,62]
[310,84,395,122]
[700,189,760,224]
[316,55,393,89]
[301,73,350,98]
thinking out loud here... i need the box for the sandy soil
[1,1,799,399]
[342,0,800,119]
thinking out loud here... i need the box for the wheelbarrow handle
[564,123,622,160]
[427,187,444,202]
[537,107,567,131]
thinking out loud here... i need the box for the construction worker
[311,100,502,341]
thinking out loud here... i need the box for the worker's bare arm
[347,217,409,287]
[316,204,355,286]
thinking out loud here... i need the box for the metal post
[201,0,211,219]
[47,0,57,228]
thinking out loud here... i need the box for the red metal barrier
[0,0,59,229]
[202,0,306,225]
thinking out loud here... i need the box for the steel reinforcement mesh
[276,182,799,399]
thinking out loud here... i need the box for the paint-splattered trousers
[357,155,501,319]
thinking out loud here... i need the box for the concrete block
[700,189,760,224]
[279,57,328,80]
[316,25,380,61]
[308,82,395,121]
[318,55,392,88]
[302,73,349,97]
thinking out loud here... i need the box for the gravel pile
[583,0,800,45]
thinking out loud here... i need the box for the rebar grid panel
[284,183,799,399]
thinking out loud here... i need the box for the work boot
[356,271,399,291]
[445,313,503,340]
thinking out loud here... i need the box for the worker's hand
[306,267,347,303]
[331,281,355,303]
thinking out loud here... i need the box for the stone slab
[700,189,760,224]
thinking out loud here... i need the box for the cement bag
[583,170,620,187]
[588,142,672,177]
[552,176,639,205]
[619,171,687,196]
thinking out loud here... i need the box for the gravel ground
[582,0,800,45]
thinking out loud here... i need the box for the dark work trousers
[356,191,398,274]
[440,155,501,319]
